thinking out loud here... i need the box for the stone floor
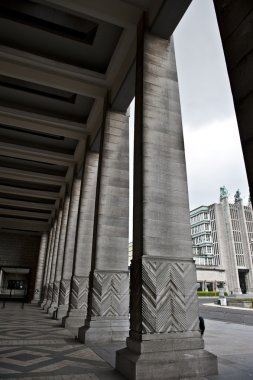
[0,302,125,380]
[1,302,253,379]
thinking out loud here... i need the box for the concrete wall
[0,232,41,301]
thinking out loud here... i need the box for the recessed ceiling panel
[0,0,123,73]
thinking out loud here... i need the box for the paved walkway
[0,302,124,380]
[1,302,253,379]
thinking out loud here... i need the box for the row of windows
[246,221,253,233]
[191,223,210,235]
[233,230,242,243]
[192,234,212,245]
[211,231,218,243]
[190,212,208,224]
[231,219,240,231]
[194,257,214,266]
[234,242,245,267]
[230,207,239,220]
[245,208,253,222]
[193,246,212,255]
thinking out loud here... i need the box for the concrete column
[44,209,63,311]
[116,33,217,379]
[40,222,57,308]
[31,232,49,304]
[220,198,242,294]
[64,153,99,333]
[78,110,129,344]
[48,195,71,315]
[57,178,82,320]
[236,200,253,294]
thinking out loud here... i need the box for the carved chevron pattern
[142,259,198,333]
[91,271,129,317]
[70,276,89,310]
[59,279,71,306]
[52,282,60,303]
[130,258,198,334]
[47,283,53,301]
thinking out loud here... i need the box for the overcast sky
[174,0,249,209]
[129,0,249,240]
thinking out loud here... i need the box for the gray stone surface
[64,153,99,331]
[41,222,57,308]
[31,233,48,304]
[44,209,63,311]
[50,195,71,313]
[57,178,82,320]
[78,110,129,344]
[116,33,217,379]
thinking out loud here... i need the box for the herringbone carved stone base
[78,270,129,344]
[91,270,129,318]
[130,257,199,337]
[62,276,89,331]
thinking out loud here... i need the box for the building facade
[191,188,253,295]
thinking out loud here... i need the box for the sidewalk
[1,303,253,379]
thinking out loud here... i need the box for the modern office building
[190,187,253,295]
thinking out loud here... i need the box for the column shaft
[78,110,129,344]
[64,153,99,332]
[57,177,82,320]
[41,222,57,308]
[44,209,63,311]
[48,195,71,315]
[116,33,217,379]
[31,233,48,303]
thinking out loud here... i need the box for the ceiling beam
[0,142,74,166]
[0,218,50,232]
[0,106,87,140]
[0,54,107,99]
[0,45,106,86]
[0,167,66,186]
[32,0,142,28]
[0,208,51,220]
[0,198,55,211]
[0,185,60,200]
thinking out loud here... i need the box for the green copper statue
[220,186,228,200]
[234,189,242,203]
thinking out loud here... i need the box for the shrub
[197,291,228,297]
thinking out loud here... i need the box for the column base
[47,302,58,316]
[30,298,40,304]
[43,300,52,312]
[62,310,86,336]
[116,335,218,380]
[55,305,68,321]
[40,299,47,308]
[78,318,129,344]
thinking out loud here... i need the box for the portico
[0,0,252,379]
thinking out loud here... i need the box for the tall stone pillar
[41,221,57,308]
[78,110,129,344]
[236,199,253,294]
[57,177,82,320]
[64,153,99,333]
[48,195,71,315]
[44,209,63,311]
[31,232,49,304]
[116,33,217,379]
[220,197,242,294]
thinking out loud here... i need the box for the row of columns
[32,32,217,379]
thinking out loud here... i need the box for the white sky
[174,0,249,209]
[128,0,249,240]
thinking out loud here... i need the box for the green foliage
[197,291,228,297]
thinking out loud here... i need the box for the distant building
[190,187,253,294]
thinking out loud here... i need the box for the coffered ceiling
[0,0,191,234]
